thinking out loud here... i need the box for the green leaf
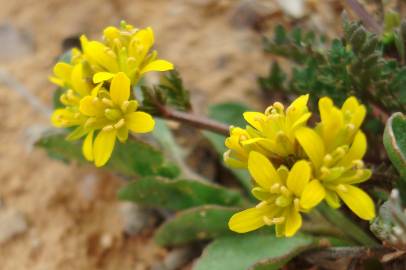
[193,233,316,270]
[35,129,176,178]
[204,102,252,192]
[118,177,246,210]
[384,112,406,181]
[154,205,237,246]
[35,130,86,163]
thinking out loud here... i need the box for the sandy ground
[0,0,342,269]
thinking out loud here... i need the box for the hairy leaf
[155,205,237,246]
[118,177,246,210]
[193,233,316,270]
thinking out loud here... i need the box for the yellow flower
[228,152,325,237]
[224,127,253,168]
[80,22,173,85]
[49,62,93,100]
[295,96,375,220]
[224,95,311,168]
[79,72,155,167]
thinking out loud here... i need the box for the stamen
[280,186,291,197]
[102,98,114,107]
[84,118,96,128]
[263,216,273,225]
[337,184,347,192]
[270,183,281,193]
[352,160,364,169]
[346,123,355,131]
[121,100,130,112]
[275,195,290,207]
[114,118,125,129]
[102,125,114,132]
[256,201,268,209]
[323,154,333,165]
[272,217,285,224]
[272,102,284,113]
[320,166,330,179]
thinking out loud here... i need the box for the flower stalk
[158,106,229,136]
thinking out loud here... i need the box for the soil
[0,0,349,269]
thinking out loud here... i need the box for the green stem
[317,203,379,247]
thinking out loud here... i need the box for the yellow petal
[140,60,174,75]
[93,72,114,83]
[228,207,268,233]
[287,160,311,197]
[352,105,366,130]
[248,151,280,189]
[287,94,309,123]
[82,131,94,161]
[337,184,375,220]
[319,97,343,145]
[110,72,130,105]
[338,131,367,167]
[85,41,119,72]
[290,94,309,110]
[224,155,247,169]
[295,127,325,169]
[342,96,358,112]
[300,180,325,209]
[284,207,302,237]
[79,96,105,117]
[291,112,311,130]
[71,63,90,96]
[53,62,72,82]
[125,111,155,133]
[243,112,265,131]
[93,129,117,167]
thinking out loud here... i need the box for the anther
[102,98,114,107]
[272,217,285,224]
[114,118,125,129]
[270,183,281,193]
[256,201,268,209]
[352,160,364,169]
[102,125,114,132]
[263,216,273,225]
[280,186,291,197]
[323,154,333,165]
[337,184,347,192]
[121,100,130,112]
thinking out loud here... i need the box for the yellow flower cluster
[50,22,174,167]
[226,95,375,237]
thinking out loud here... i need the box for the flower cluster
[226,95,375,237]
[50,22,173,167]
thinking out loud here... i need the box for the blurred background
[0,0,401,269]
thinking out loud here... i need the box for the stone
[0,207,28,244]
[0,23,34,61]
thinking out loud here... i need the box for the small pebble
[0,207,28,244]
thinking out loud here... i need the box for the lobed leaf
[193,233,316,270]
[35,129,177,178]
[154,205,237,247]
[118,177,246,210]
